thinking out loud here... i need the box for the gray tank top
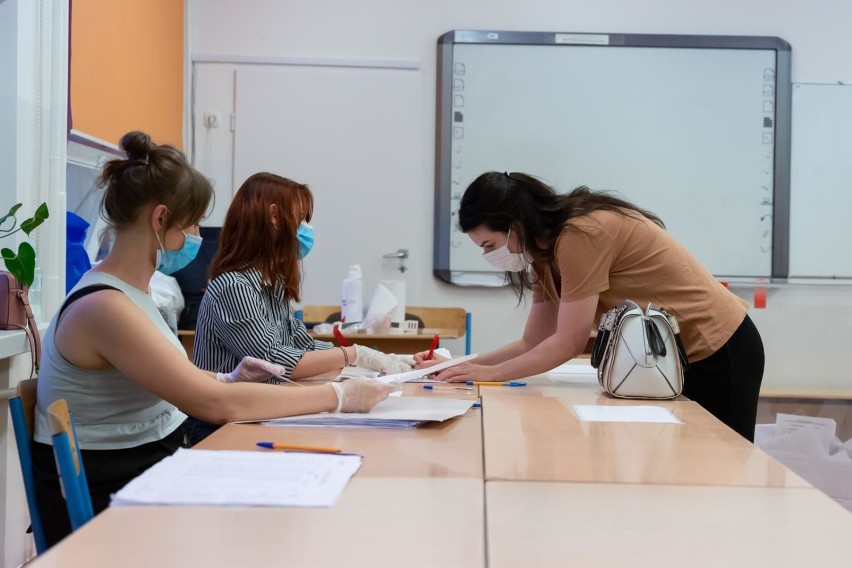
[34,271,187,450]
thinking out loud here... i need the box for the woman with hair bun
[32,132,393,547]
[416,171,764,442]
[186,172,412,443]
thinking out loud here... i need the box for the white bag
[590,300,688,399]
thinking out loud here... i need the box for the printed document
[261,396,474,428]
[111,448,362,508]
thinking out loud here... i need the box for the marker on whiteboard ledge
[720,280,729,289]
[754,286,767,309]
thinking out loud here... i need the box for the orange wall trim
[70,0,184,148]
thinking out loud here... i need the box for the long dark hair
[210,172,314,303]
[458,171,664,301]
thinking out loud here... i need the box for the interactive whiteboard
[434,31,792,285]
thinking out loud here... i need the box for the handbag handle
[17,289,41,378]
[645,318,667,357]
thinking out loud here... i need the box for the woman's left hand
[432,362,503,383]
[217,356,286,383]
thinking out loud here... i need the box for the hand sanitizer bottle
[341,265,363,323]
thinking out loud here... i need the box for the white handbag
[590,300,688,399]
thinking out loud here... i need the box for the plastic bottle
[29,266,42,322]
[341,265,363,323]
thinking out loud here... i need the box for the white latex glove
[390,353,416,367]
[354,345,413,375]
[215,356,287,383]
[330,378,395,413]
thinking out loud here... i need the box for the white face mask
[482,227,530,272]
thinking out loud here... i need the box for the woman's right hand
[335,378,395,413]
[412,351,450,366]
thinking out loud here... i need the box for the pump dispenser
[341,265,363,323]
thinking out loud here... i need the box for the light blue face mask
[297,222,315,259]
[155,230,202,275]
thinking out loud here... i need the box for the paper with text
[262,396,474,428]
[111,448,362,508]
[375,353,478,384]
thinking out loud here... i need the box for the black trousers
[683,315,765,442]
[32,426,185,548]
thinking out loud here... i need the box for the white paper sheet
[776,413,837,441]
[572,405,683,424]
[375,354,478,384]
[111,448,362,508]
[261,396,474,428]
[547,362,599,384]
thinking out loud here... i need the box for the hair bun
[120,131,155,160]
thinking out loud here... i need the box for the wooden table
[177,327,460,359]
[30,365,852,567]
[309,327,458,353]
[487,481,852,568]
[481,381,808,487]
[32,478,484,568]
[198,384,483,478]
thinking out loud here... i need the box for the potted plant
[0,202,50,287]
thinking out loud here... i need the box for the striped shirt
[193,268,332,381]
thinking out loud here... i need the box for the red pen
[332,323,350,347]
[426,333,440,360]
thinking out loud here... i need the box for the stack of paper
[111,448,362,508]
[262,396,474,429]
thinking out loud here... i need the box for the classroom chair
[47,399,94,531]
[8,378,48,554]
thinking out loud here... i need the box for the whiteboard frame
[433,30,793,285]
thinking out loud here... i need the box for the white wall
[189,0,852,389]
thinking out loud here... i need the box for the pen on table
[426,332,440,360]
[256,442,341,454]
[466,381,527,387]
[422,385,474,391]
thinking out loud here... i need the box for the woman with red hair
[187,172,410,443]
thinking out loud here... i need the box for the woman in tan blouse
[420,171,764,441]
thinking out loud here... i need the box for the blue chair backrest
[47,400,94,530]
[465,312,472,355]
[9,389,48,554]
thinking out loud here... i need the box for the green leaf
[20,202,49,236]
[1,242,35,287]
[0,203,22,233]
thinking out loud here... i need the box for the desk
[31,372,852,567]
[309,327,458,354]
[177,327,461,361]
[199,384,483,478]
[481,383,808,487]
[487,482,852,568]
[32,478,485,568]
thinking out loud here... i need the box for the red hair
[210,172,314,303]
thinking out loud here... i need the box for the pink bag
[0,270,41,378]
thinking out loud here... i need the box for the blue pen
[466,381,526,387]
[423,385,474,391]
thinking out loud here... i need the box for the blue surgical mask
[297,222,315,259]
[155,230,202,275]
